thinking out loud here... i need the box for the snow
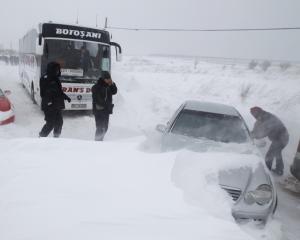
[0,138,260,240]
[1,56,300,239]
[171,149,261,216]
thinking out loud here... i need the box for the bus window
[102,46,110,71]
[44,42,49,58]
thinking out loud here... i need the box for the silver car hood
[164,133,275,221]
[163,133,266,193]
[219,167,252,191]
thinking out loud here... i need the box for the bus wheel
[31,84,37,104]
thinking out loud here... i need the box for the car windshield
[42,39,110,83]
[171,109,249,143]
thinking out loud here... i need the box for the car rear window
[171,109,249,143]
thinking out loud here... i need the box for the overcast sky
[1,0,300,61]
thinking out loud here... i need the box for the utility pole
[76,10,79,24]
[104,17,108,29]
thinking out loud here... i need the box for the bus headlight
[244,184,272,205]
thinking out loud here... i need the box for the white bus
[19,22,122,110]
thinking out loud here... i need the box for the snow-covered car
[156,100,277,223]
[0,88,15,125]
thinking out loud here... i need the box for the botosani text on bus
[56,28,102,40]
[42,23,110,43]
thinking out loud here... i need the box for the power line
[106,26,300,32]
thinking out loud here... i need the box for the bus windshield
[42,39,110,83]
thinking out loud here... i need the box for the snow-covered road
[0,56,300,239]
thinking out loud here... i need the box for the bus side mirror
[36,43,43,55]
[116,51,122,62]
[110,42,122,62]
[38,34,42,45]
[36,34,43,55]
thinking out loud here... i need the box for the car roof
[183,100,240,117]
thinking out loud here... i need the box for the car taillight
[0,97,11,111]
[0,116,15,125]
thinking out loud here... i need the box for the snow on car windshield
[171,110,249,143]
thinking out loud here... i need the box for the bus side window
[44,43,49,59]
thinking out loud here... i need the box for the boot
[53,133,60,138]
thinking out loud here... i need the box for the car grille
[221,186,242,201]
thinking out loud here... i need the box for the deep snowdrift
[1,56,300,239]
[0,138,280,240]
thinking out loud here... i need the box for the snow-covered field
[0,56,300,239]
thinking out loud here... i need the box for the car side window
[167,104,184,131]
[236,113,251,141]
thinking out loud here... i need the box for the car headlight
[244,184,272,205]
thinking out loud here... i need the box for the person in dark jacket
[92,71,117,141]
[39,62,71,138]
[250,106,289,175]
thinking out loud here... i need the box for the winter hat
[47,62,61,78]
[250,106,263,119]
[102,71,111,80]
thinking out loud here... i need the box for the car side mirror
[4,90,11,95]
[156,124,167,133]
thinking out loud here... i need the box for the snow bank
[1,55,299,239]
[171,150,260,218]
[0,137,260,240]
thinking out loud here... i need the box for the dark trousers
[94,111,109,141]
[265,135,289,172]
[39,109,63,137]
